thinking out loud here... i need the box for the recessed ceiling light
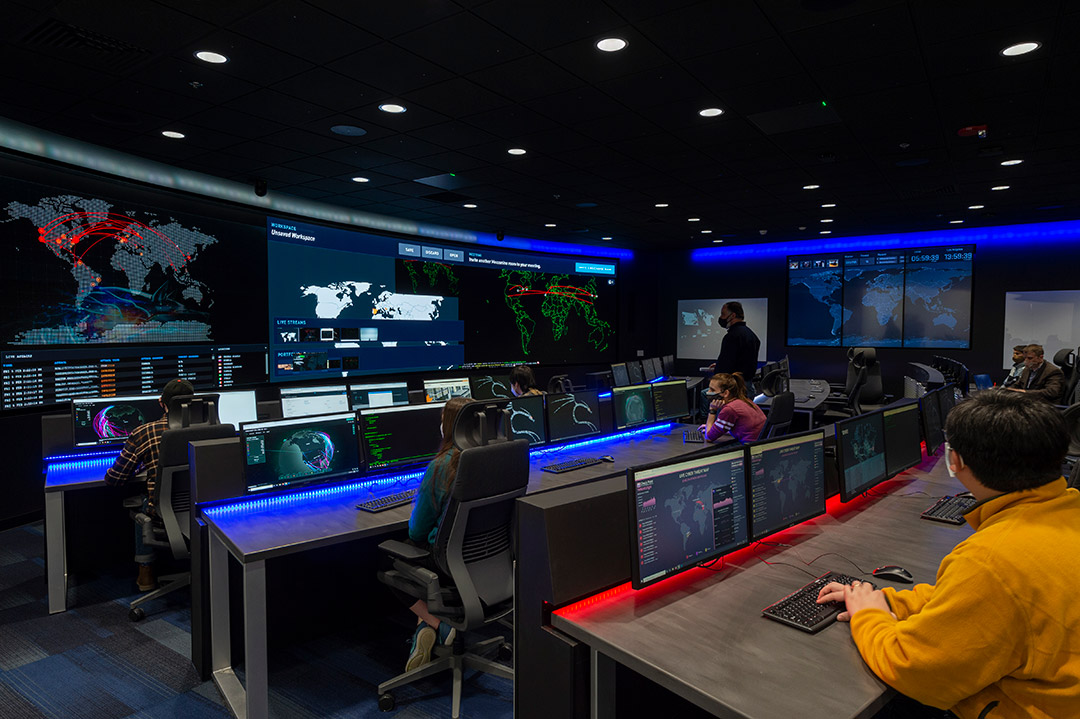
[798,226,807,230]
[194,51,228,64]
[949,220,964,224]
[820,218,833,223]
[351,176,369,183]
[687,217,700,222]
[1000,159,1023,166]
[968,204,985,210]
[701,230,712,234]
[601,236,613,240]
[331,125,367,137]
[379,103,407,114]
[1000,42,1041,57]
[596,37,628,52]
[712,239,724,244]
[654,203,669,208]
[991,185,1010,191]
[544,223,556,227]
[820,230,831,235]
[699,108,724,117]
[507,148,526,156]
[803,184,820,190]
[463,203,477,208]
[821,203,836,208]
[161,130,185,139]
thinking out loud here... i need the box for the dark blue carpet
[0,523,513,718]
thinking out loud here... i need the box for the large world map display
[787,246,973,348]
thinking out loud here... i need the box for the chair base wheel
[378,692,395,712]
[498,642,513,661]
[128,607,146,622]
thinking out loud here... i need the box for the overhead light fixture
[803,184,820,190]
[596,37,628,52]
[991,185,1010,191]
[507,148,526,155]
[161,130,185,139]
[654,203,669,208]
[820,219,833,223]
[544,223,556,227]
[698,108,724,117]
[351,176,370,183]
[194,50,228,64]
[601,236,613,240]
[712,239,724,244]
[821,203,836,208]
[1000,42,1041,57]
[463,203,477,208]
[1000,159,1023,166]
[331,125,367,137]
[687,217,700,222]
[701,230,712,234]
[968,204,985,210]
[379,103,407,114]
[949,220,964,224]
[820,230,831,235]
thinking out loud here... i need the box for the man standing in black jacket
[709,301,761,396]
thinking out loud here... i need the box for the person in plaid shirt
[104,379,193,591]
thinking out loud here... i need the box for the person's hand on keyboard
[816,579,893,622]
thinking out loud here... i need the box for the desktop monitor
[835,411,888,502]
[610,363,630,387]
[545,390,602,443]
[505,394,547,446]
[651,379,689,422]
[920,390,944,456]
[469,374,514,400]
[72,395,165,447]
[747,430,826,541]
[883,401,922,478]
[348,382,409,410]
[627,361,646,385]
[241,412,361,494]
[359,403,445,471]
[215,390,258,428]
[628,446,750,589]
[661,355,675,376]
[642,358,658,382]
[938,384,958,419]
[279,384,349,418]
[611,384,656,430]
[423,377,472,402]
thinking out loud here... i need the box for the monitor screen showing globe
[240,412,361,494]
[72,395,166,447]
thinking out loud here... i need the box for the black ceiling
[2,0,1079,251]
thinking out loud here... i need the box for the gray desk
[756,378,829,432]
[207,423,704,719]
[551,460,967,719]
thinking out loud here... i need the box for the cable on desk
[753,543,820,578]
[699,556,726,572]
[755,542,873,578]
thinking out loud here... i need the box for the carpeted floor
[0,522,513,718]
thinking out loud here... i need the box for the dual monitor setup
[630,385,959,590]
[610,355,675,387]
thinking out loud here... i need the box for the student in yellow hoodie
[818,391,1080,719]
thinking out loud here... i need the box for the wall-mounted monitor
[279,384,349,418]
[423,377,471,403]
[348,382,409,411]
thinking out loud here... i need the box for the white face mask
[944,442,957,478]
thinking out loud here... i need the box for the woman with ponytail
[700,372,766,444]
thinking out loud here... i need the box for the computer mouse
[807,394,815,399]
[872,565,914,583]
[599,455,615,463]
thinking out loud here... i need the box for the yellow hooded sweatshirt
[850,478,1080,719]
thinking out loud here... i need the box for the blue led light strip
[47,456,118,473]
[44,450,121,463]
[203,469,425,517]
[533,423,673,455]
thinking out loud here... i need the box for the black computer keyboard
[541,457,605,474]
[356,488,418,513]
[762,571,875,633]
[683,429,705,443]
[920,494,977,525]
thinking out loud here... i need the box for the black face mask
[718,316,730,329]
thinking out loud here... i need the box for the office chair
[376,405,529,718]
[818,366,867,425]
[126,394,235,621]
[759,392,795,439]
[1061,403,1080,485]
[1058,347,1080,405]
[547,374,573,393]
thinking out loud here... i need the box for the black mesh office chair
[547,374,573,393]
[1061,403,1080,487]
[818,366,867,425]
[126,394,235,621]
[376,404,529,718]
[759,392,795,439]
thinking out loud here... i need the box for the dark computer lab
[1,2,1079,718]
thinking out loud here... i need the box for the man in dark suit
[708,301,761,395]
[1007,344,1064,403]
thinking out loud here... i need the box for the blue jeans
[133,496,156,565]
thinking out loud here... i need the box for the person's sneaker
[136,564,156,592]
[436,621,456,646]
[405,624,437,672]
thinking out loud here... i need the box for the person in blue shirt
[399,396,471,672]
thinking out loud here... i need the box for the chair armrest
[379,539,430,562]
